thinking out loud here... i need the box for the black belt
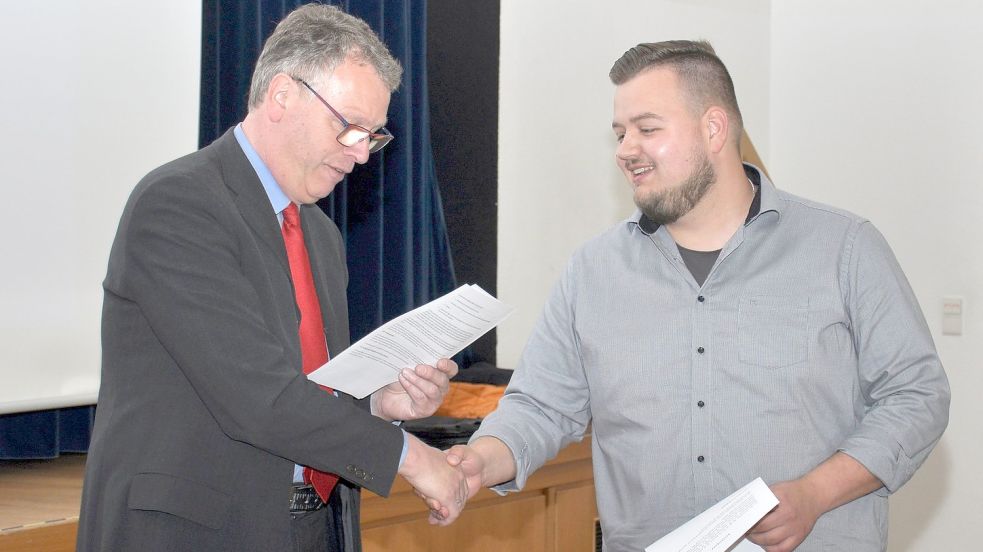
[289,484,325,512]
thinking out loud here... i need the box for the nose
[615,131,638,161]
[346,139,371,164]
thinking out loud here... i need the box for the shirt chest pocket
[738,296,809,368]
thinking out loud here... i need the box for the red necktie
[281,203,339,502]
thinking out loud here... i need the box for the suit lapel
[214,130,291,276]
[214,131,348,368]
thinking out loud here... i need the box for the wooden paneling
[364,494,546,552]
[551,483,598,552]
[362,436,595,552]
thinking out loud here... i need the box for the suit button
[697,455,705,463]
[697,346,705,354]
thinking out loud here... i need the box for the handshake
[397,436,486,526]
[374,358,512,525]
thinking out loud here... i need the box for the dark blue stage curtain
[0,406,94,459]
[199,0,461,344]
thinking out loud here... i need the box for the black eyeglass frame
[293,77,394,154]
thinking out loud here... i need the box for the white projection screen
[0,2,201,414]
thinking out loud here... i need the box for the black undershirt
[675,169,762,286]
[677,245,720,287]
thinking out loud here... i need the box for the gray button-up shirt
[473,165,949,552]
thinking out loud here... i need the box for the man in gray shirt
[438,41,950,551]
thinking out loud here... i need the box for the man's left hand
[746,452,881,551]
[371,358,458,421]
[745,479,822,552]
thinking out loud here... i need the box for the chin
[310,180,342,201]
[634,185,662,204]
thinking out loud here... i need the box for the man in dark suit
[78,5,467,551]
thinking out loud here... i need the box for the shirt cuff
[398,429,409,468]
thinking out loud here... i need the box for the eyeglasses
[294,77,394,153]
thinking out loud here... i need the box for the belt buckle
[290,484,325,512]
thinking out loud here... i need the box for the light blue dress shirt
[232,125,407,484]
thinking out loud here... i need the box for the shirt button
[697,400,705,408]
[697,295,705,302]
[697,455,705,463]
[697,346,705,354]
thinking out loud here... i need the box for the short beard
[634,152,716,226]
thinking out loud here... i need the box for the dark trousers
[290,508,337,552]
[289,484,360,552]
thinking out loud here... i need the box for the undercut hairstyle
[609,40,743,137]
[247,3,403,109]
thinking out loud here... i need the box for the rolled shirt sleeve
[838,221,950,493]
[472,264,592,492]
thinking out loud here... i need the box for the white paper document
[645,478,779,552]
[307,284,514,398]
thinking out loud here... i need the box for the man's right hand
[445,436,518,499]
[398,434,468,526]
[444,444,485,499]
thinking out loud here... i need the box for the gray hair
[609,40,743,137]
[247,3,403,109]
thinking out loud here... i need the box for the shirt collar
[628,162,781,236]
[233,123,292,217]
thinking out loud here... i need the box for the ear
[263,73,295,123]
[703,107,729,154]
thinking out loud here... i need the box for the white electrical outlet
[942,296,963,336]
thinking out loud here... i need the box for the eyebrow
[612,112,665,129]
[325,100,388,131]
[369,116,390,132]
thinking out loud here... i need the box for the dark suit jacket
[77,130,403,551]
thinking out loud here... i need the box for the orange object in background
[434,382,505,419]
